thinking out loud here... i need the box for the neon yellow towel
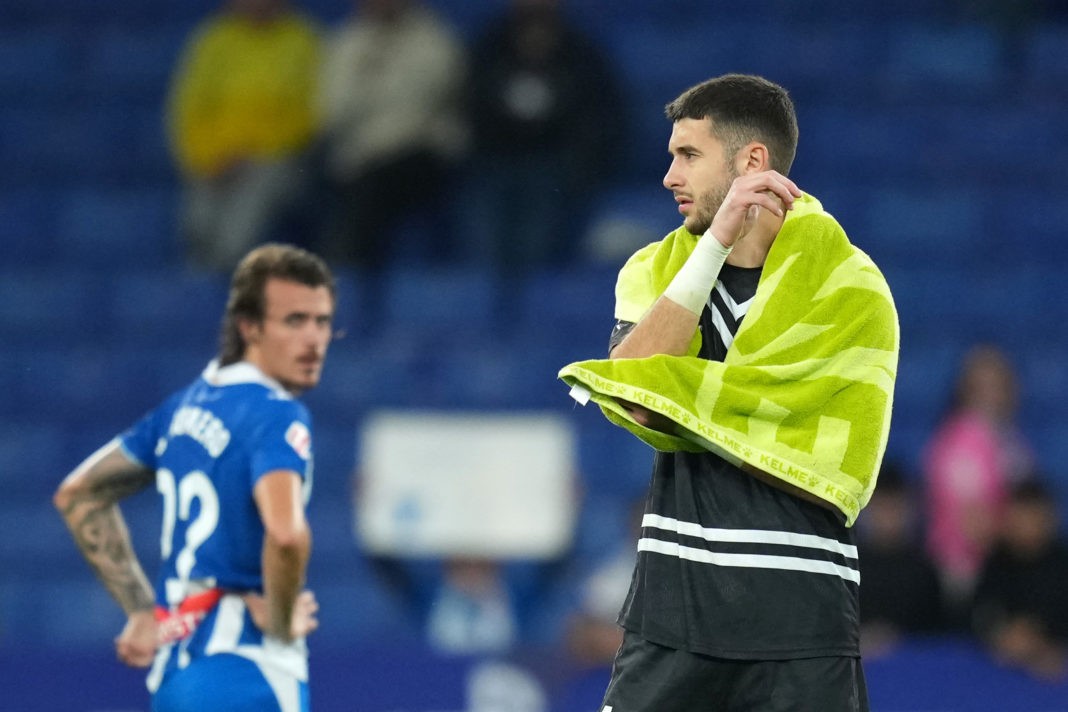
[558,195,899,525]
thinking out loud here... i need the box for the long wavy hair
[218,243,336,366]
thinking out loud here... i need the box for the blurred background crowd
[3,0,1068,710]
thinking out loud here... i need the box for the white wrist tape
[662,231,733,315]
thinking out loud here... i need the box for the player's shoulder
[231,381,310,426]
[621,226,687,266]
[260,389,311,422]
[204,362,311,420]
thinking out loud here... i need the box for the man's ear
[238,317,262,345]
[736,142,770,174]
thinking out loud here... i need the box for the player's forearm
[56,497,156,614]
[610,296,700,359]
[261,526,311,641]
[612,228,733,360]
[54,446,156,614]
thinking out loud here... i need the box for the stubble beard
[686,181,731,236]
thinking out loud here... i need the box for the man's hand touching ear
[709,170,802,248]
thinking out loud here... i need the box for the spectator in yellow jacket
[167,0,321,270]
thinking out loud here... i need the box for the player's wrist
[662,230,733,315]
[707,227,733,249]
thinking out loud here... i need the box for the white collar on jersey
[201,360,293,399]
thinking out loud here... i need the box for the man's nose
[663,158,682,190]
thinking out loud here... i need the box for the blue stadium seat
[431,342,570,410]
[1025,25,1068,88]
[891,333,961,415]
[576,417,654,499]
[4,578,125,646]
[108,268,229,351]
[2,101,172,186]
[423,0,510,40]
[83,24,186,97]
[800,106,934,184]
[516,266,618,339]
[862,188,986,267]
[306,497,358,564]
[55,187,178,268]
[885,267,1006,349]
[0,269,108,346]
[989,186,1068,263]
[24,344,203,436]
[1029,424,1068,490]
[3,0,213,25]
[80,100,174,182]
[0,502,88,574]
[0,27,74,100]
[379,266,498,339]
[772,21,888,101]
[27,346,132,424]
[880,23,1004,99]
[329,267,368,338]
[305,500,423,646]
[759,0,955,23]
[884,422,931,476]
[0,423,69,497]
[568,490,639,565]
[1,189,60,267]
[1017,344,1068,434]
[308,568,422,647]
[307,338,431,415]
[0,107,107,185]
[307,423,359,493]
[933,106,1065,175]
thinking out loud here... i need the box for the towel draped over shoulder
[559,195,899,526]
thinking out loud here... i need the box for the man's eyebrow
[669,143,700,155]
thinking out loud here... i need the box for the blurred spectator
[426,557,518,655]
[564,499,641,667]
[167,0,321,271]
[923,344,1036,624]
[461,0,625,278]
[971,479,1068,681]
[369,555,519,655]
[316,0,468,273]
[857,461,945,657]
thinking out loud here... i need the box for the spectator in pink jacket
[923,344,1036,627]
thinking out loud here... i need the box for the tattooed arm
[54,439,159,667]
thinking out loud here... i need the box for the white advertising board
[356,411,577,558]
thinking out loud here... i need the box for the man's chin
[684,218,711,236]
[283,373,319,395]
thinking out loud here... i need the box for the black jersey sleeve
[608,320,636,356]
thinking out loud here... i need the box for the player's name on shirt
[168,405,231,458]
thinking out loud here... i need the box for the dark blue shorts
[600,632,869,712]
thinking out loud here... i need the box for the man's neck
[724,209,784,268]
[725,230,774,268]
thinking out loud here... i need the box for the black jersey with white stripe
[609,263,861,660]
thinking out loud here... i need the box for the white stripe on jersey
[638,537,861,584]
[708,281,754,351]
[259,661,304,712]
[204,594,309,682]
[642,513,858,559]
[205,594,246,654]
[146,643,171,693]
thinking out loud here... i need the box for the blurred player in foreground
[54,244,336,712]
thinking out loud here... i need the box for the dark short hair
[218,243,336,365]
[665,74,799,174]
